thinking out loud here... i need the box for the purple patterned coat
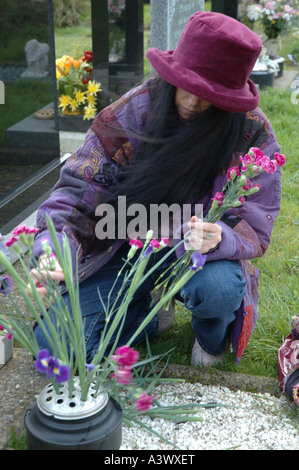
[33,81,281,363]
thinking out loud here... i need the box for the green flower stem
[0,252,62,357]
[0,315,36,355]
[45,217,89,398]
[0,252,28,291]
[126,268,196,347]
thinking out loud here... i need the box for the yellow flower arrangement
[56,51,102,120]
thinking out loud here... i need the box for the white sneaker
[151,288,175,332]
[191,338,226,366]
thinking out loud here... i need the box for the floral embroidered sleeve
[32,129,116,265]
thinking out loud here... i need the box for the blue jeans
[34,243,246,361]
[181,258,246,355]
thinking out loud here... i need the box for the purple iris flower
[0,275,13,296]
[35,349,70,383]
[143,245,154,259]
[189,251,207,271]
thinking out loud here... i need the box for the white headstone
[0,336,13,367]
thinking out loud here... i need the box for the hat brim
[146,48,260,113]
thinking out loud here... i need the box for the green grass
[0,79,53,147]
[54,24,92,59]
[54,6,151,74]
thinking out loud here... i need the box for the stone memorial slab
[150,0,204,51]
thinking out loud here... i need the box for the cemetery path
[0,349,47,450]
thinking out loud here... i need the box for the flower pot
[264,38,279,58]
[24,379,122,450]
[250,70,274,89]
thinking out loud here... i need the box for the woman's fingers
[185,216,222,253]
[28,255,65,303]
[30,268,65,284]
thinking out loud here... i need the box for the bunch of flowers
[1,225,36,336]
[160,147,286,291]
[244,1,298,39]
[111,345,155,412]
[206,147,285,223]
[0,218,205,444]
[56,50,102,121]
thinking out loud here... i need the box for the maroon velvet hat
[146,12,262,112]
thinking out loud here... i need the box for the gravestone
[90,0,110,107]
[212,0,239,19]
[0,337,13,368]
[150,0,204,51]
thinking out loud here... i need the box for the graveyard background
[0,0,298,449]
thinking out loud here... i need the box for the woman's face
[175,88,211,119]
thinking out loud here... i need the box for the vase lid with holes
[37,377,109,420]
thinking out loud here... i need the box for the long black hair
[100,77,246,235]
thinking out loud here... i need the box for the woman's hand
[184,216,222,253]
[29,254,65,303]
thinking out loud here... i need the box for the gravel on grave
[0,349,298,450]
[120,381,299,451]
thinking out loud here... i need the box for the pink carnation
[5,236,18,247]
[12,224,27,236]
[129,239,143,249]
[241,154,254,166]
[111,345,139,368]
[212,191,224,206]
[249,147,264,160]
[242,179,252,191]
[25,227,40,235]
[262,160,276,174]
[135,391,155,412]
[127,238,144,259]
[111,368,133,385]
[260,156,270,165]
[150,239,160,249]
[274,152,286,167]
[226,166,241,181]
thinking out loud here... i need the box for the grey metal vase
[24,378,122,450]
